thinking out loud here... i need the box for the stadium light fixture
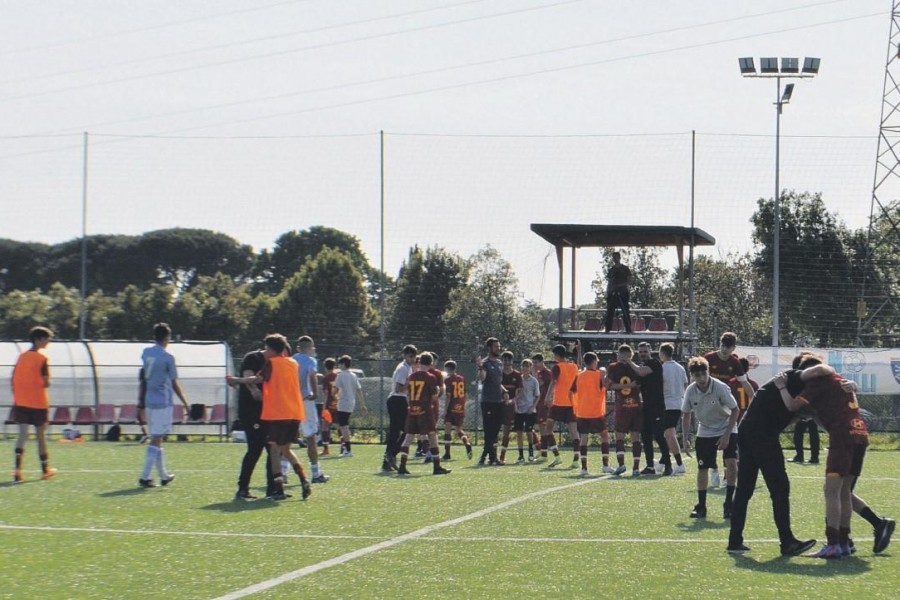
[738,56,820,348]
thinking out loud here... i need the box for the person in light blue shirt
[292,335,328,484]
[138,323,189,488]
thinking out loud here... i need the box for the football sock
[416,440,423,453]
[527,439,533,456]
[518,447,524,459]
[155,448,169,478]
[601,442,610,466]
[141,446,157,480]
[615,439,625,454]
[858,506,882,528]
[39,453,49,474]
[311,463,321,478]
[839,527,851,545]
[444,433,452,454]
[345,441,351,453]
[15,447,23,470]
[825,526,839,545]
[726,485,735,505]
[674,453,683,466]
[698,489,707,508]
[580,445,588,470]
[400,447,410,469]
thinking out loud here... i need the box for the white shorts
[301,400,318,438]
[147,407,173,437]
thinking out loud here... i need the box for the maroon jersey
[428,367,445,391]
[606,361,640,409]
[727,375,758,417]
[502,369,524,400]
[704,351,745,384]
[445,373,467,416]
[535,366,553,403]
[798,374,869,445]
[322,371,338,412]
[407,370,437,416]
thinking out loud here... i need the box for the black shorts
[548,405,576,423]
[13,406,48,427]
[264,420,300,445]
[315,403,324,417]
[577,417,608,434]
[695,433,738,470]
[663,409,681,430]
[336,410,352,427]
[514,413,536,432]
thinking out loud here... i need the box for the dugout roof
[529,224,715,249]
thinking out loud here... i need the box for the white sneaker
[711,469,721,487]
[340,451,353,458]
[580,469,589,477]
[673,464,686,475]
[654,460,665,474]
[601,465,614,474]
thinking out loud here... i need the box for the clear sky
[0,0,891,306]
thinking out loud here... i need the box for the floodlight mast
[738,56,820,348]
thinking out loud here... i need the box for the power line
[0,0,586,104]
[24,0,870,136]
[0,0,495,86]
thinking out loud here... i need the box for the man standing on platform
[604,252,633,333]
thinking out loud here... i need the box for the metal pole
[689,130,696,356]
[79,131,89,339]
[773,77,781,348]
[379,130,386,442]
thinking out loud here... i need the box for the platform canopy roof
[530,224,715,249]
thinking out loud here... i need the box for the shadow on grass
[729,554,873,576]
[98,487,157,497]
[675,518,731,531]
[200,500,279,513]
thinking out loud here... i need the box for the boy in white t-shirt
[334,355,367,458]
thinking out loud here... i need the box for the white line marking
[0,524,382,540]
[212,477,604,600]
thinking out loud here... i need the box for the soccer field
[0,440,896,599]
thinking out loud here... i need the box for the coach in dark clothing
[726,370,815,555]
[234,348,275,500]
[604,252,633,333]
[478,337,505,465]
[630,342,671,474]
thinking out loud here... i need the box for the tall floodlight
[739,56,820,347]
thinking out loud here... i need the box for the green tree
[169,273,256,343]
[443,246,547,359]
[387,245,465,354]
[751,190,859,345]
[274,247,374,358]
[104,284,174,340]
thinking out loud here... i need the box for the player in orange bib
[573,352,610,476]
[12,326,55,483]
[227,334,311,500]
[545,343,581,468]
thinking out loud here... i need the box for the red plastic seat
[208,404,226,424]
[632,316,647,332]
[612,317,624,332]
[584,317,602,331]
[117,404,139,424]
[649,317,668,332]
[50,406,72,425]
[95,403,116,424]
[73,406,95,425]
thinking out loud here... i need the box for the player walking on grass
[573,352,610,476]
[545,343,581,468]
[294,336,329,484]
[12,326,56,483]
[477,338,505,466]
[783,354,895,558]
[234,344,275,500]
[680,357,739,519]
[605,344,643,477]
[333,355,367,458]
[138,323,190,489]
[533,353,553,460]
[227,334,311,500]
[320,357,338,456]
[514,359,540,463]
[442,360,472,461]
[725,365,815,556]
[660,343,687,475]
[397,353,450,475]
[498,351,523,465]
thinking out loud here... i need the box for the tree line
[1,191,898,356]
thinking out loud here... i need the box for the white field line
[0,523,876,546]
[211,476,604,600]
